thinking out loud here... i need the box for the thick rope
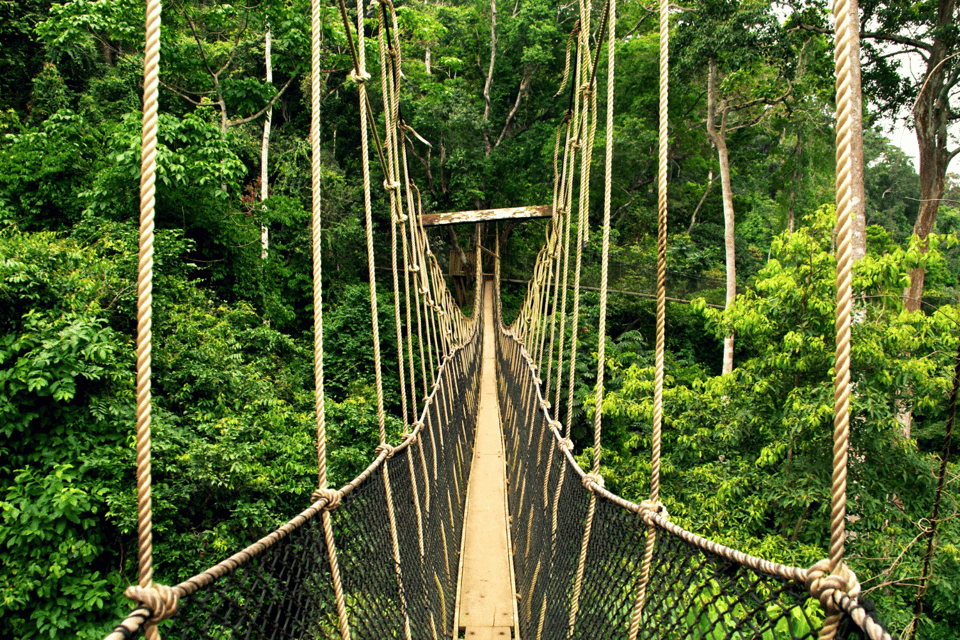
[131,0,164,636]
[628,0,668,633]
[820,0,864,636]
[353,0,389,446]
[311,0,350,635]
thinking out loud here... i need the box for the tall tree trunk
[788,127,801,233]
[482,0,497,156]
[707,59,737,375]
[903,0,957,312]
[260,28,273,260]
[847,0,867,264]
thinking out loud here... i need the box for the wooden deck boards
[455,281,517,638]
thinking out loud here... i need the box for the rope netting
[107,309,482,640]
[494,260,891,640]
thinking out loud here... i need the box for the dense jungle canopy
[0,0,958,637]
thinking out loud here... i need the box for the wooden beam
[420,204,551,226]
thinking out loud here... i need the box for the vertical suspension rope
[628,0,668,634]
[354,0,389,445]
[804,0,865,637]
[130,0,162,635]
[312,0,350,637]
[567,3,612,635]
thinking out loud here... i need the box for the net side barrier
[492,283,892,640]
[105,287,484,640]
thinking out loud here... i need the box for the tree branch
[226,72,299,128]
[795,22,931,53]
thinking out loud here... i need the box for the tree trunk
[847,0,867,264]
[903,0,956,312]
[788,127,801,233]
[260,28,272,260]
[482,0,497,156]
[707,59,737,375]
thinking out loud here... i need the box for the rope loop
[349,68,372,84]
[558,438,574,452]
[124,584,179,623]
[805,559,860,610]
[639,499,669,521]
[582,472,604,490]
[375,443,396,459]
[312,487,344,510]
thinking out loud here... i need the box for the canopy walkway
[104,0,898,637]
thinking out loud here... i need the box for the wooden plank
[463,627,512,639]
[456,281,516,635]
[421,204,551,226]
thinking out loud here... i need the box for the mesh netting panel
[333,462,409,637]
[571,493,645,639]
[635,522,821,640]
[159,506,340,639]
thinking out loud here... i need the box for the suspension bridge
[103,0,896,637]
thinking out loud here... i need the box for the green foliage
[0,110,102,230]
[603,209,960,635]
[0,227,133,638]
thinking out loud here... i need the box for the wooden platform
[420,205,551,227]
[455,281,517,638]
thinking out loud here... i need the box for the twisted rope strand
[133,0,162,635]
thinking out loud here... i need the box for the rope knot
[540,399,551,411]
[411,421,425,435]
[312,487,343,510]
[383,179,401,192]
[558,437,574,452]
[396,213,409,223]
[639,499,669,520]
[375,443,396,459]
[548,419,562,432]
[582,472,604,490]
[348,69,372,84]
[805,560,860,610]
[124,584,179,623]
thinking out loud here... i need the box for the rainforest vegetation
[0,0,958,637]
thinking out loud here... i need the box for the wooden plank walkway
[455,280,517,639]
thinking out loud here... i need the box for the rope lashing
[582,472,604,490]
[638,499,668,520]
[124,584,179,624]
[312,487,344,510]
[349,68,372,84]
[375,443,397,459]
[806,559,861,610]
